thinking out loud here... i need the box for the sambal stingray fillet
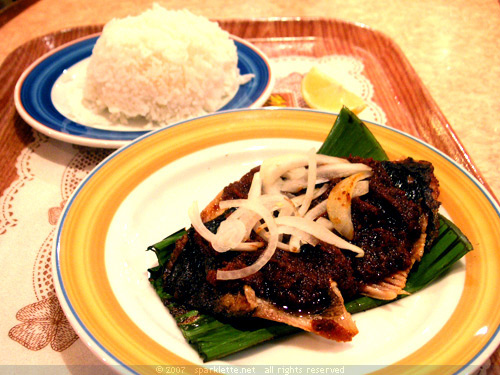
[162,151,440,342]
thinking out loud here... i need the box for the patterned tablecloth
[0,20,498,374]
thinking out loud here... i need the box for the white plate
[54,108,500,375]
[107,138,465,366]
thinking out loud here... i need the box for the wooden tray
[0,19,492,198]
[0,18,498,370]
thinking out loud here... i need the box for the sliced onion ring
[187,152,372,281]
[275,216,364,257]
[326,172,372,240]
[298,148,317,216]
[212,218,247,252]
[260,152,351,194]
[216,200,279,280]
[188,201,217,243]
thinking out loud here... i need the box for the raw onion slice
[212,218,247,252]
[283,161,365,181]
[280,163,371,193]
[247,171,262,199]
[354,180,369,197]
[298,149,317,216]
[189,202,253,253]
[188,152,371,280]
[288,236,302,253]
[283,167,307,180]
[260,152,351,194]
[220,195,292,244]
[260,154,309,194]
[316,163,372,179]
[326,172,371,240]
[304,200,327,220]
[274,216,364,256]
[188,201,217,243]
[315,154,351,164]
[283,155,349,179]
[316,216,334,230]
[232,242,265,251]
[255,221,319,252]
[220,195,292,214]
[287,150,318,251]
[281,178,329,193]
[253,224,291,251]
[280,164,370,193]
[226,206,261,240]
[279,225,319,251]
[225,172,263,240]
[216,200,279,280]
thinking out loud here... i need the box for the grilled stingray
[162,156,440,342]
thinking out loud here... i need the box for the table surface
[1,0,500,373]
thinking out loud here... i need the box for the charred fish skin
[381,158,441,246]
[164,225,359,341]
[347,157,437,283]
[163,211,361,340]
[164,223,356,316]
[163,228,222,315]
[349,157,440,299]
[164,214,259,319]
[162,156,441,341]
[164,228,360,341]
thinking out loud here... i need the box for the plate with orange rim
[53,108,500,375]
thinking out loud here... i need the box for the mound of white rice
[83,4,244,125]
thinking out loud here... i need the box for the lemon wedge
[301,66,367,114]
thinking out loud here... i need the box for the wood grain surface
[1,19,493,199]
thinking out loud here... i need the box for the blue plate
[14,34,274,148]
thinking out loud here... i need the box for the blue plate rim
[14,33,274,149]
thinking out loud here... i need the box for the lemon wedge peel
[301,66,367,115]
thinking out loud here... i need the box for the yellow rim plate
[53,108,500,375]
